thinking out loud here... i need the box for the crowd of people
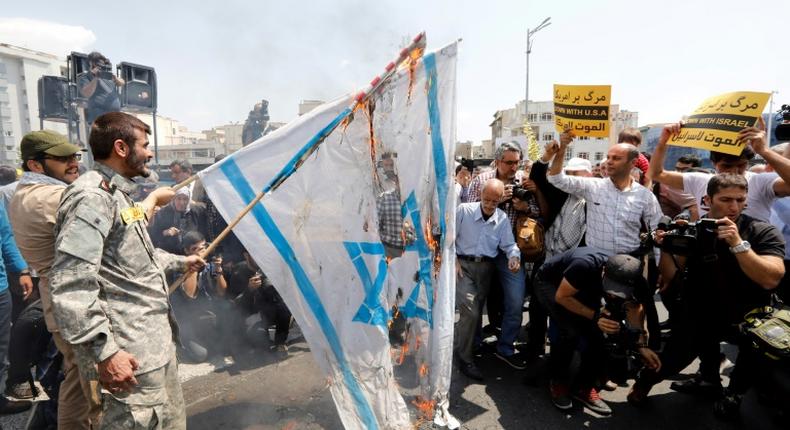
[453,121,790,421]
[0,106,786,429]
[0,112,294,429]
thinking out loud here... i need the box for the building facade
[0,43,67,165]
[490,99,638,165]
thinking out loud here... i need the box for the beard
[126,149,151,178]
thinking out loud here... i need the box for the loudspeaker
[118,62,157,112]
[37,76,70,122]
[68,52,90,83]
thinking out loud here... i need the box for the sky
[1,0,787,144]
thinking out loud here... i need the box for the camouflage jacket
[50,162,186,374]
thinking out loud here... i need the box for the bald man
[547,134,663,256]
[454,178,520,380]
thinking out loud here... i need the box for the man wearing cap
[6,130,103,428]
[49,112,205,429]
[455,178,521,380]
[534,248,660,415]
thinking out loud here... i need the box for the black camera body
[775,104,790,142]
[602,295,643,349]
[512,185,531,201]
[657,216,718,258]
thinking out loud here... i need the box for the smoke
[0,17,96,56]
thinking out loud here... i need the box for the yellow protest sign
[553,84,611,138]
[668,91,770,155]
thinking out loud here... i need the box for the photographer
[629,173,785,420]
[170,232,238,363]
[534,249,659,415]
[77,52,125,127]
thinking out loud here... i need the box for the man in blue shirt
[455,178,520,380]
[0,206,33,414]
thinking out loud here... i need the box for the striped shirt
[548,172,663,255]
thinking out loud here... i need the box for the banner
[198,42,458,429]
[553,84,611,137]
[668,91,770,155]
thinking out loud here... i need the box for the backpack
[741,304,790,361]
[515,215,545,262]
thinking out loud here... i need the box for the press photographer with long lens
[629,173,785,420]
[77,52,125,127]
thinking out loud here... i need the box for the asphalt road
[2,301,785,429]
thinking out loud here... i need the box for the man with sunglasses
[8,130,101,429]
[6,130,100,428]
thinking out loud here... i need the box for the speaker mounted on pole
[37,76,70,122]
[118,62,157,112]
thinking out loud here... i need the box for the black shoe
[713,390,742,421]
[549,381,573,410]
[670,376,722,398]
[0,399,32,415]
[495,352,528,370]
[458,361,484,381]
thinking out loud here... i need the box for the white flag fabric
[198,42,457,429]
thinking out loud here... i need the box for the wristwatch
[729,240,751,254]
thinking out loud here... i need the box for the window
[542,132,554,141]
[595,152,604,161]
[578,152,589,160]
[3,131,11,137]
[578,136,589,141]
[193,149,210,158]
[527,113,538,123]
[540,112,553,121]
[564,149,573,161]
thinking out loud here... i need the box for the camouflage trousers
[75,347,185,430]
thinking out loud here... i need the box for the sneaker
[670,376,722,398]
[573,387,612,415]
[713,390,742,421]
[4,383,34,400]
[0,399,32,415]
[458,361,484,381]
[494,352,528,370]
[549,381,572,410]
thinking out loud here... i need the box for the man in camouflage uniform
[50,112,205,429]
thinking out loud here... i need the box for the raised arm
[647,123,685,190]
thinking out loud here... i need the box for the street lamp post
[525,17,551,126]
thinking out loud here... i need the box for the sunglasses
[40,153,82,163]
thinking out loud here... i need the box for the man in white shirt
[547,132,663,256]
[648,122,790,222]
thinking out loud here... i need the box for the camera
[775,104,790,142]
[655,215,718,258]
[512,185,532,201]
[602,295,644,349]
[95,61,114,80]
[601,293,645,379]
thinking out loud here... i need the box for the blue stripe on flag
[423,53,449,238]
[220,158,379,429]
